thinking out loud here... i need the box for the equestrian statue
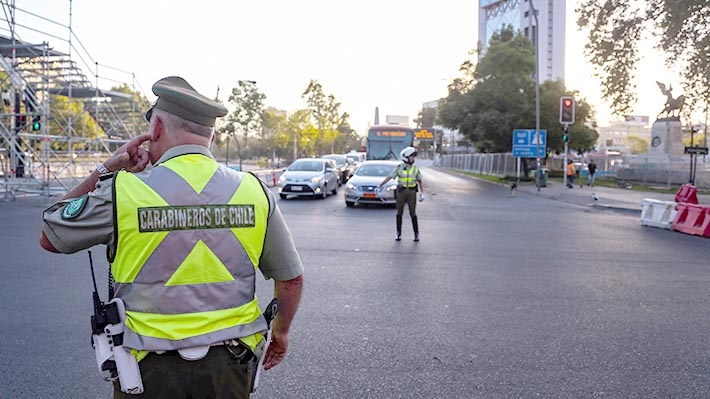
[656,81,685,119]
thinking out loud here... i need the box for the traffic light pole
[563,124,569,192]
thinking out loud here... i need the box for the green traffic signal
[31,116,41,131]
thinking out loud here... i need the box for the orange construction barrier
[671,203,710,238]
[674,183,699,204]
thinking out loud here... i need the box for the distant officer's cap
[145,76,227,129]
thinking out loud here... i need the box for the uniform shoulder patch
[61,195,89,220]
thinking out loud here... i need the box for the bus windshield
[366,126,415,160]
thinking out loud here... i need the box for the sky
[1,0,690,135]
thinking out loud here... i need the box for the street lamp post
[529,0,541,191]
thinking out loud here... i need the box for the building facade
[478,0,566,82]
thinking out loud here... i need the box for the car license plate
[291,186,303,191]
[363,192,376,198]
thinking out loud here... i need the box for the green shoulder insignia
[61,195,89,220]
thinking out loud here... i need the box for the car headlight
[310,175,323,183]
[346,182,356,190]
[278,175,286,183]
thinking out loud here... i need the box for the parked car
[321,154,354,184]
[344,160,400,207]
[278,158,339,199]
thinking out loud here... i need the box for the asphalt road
[2,166,710,398]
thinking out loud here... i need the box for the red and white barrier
[671,203,710,238]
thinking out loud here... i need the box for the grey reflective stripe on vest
[115,164,267,350]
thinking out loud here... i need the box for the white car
[344,160,400,207]
[278,158,339,200]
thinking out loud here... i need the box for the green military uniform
[386,162,422,241]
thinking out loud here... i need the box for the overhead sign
[415,129,434,139]
[512,129,547,158]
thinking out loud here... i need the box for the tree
[221,81,266,170]
[627,135,649,154]
[415,107,437,129]
[110,83,152,137]
[302,80,344,154]
[438,27,536,153]
[538,80,598,154]
[577,1,710,116]
[439,26,598,155]
[262,107,286,167]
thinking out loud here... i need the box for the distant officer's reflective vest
[111,154,269,351]
[397,164,419,188]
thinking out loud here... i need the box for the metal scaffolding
[0,1,147,199]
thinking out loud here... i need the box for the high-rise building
[478,0,566,82]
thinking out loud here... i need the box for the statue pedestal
[648,117,684,157]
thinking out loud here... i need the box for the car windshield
[322,155,346,167]
[289,160,324,172]
[355,164,396,177]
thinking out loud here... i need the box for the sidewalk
[514,180,710,214]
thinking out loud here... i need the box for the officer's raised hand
[104,134,151,173]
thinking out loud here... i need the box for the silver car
[344,160,400,207]
[278,158,339,200]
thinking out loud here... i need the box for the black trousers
[113,346,254,399]
[395,187,419,236]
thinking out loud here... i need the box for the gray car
[278,158,339,199]
[344,160,400,207]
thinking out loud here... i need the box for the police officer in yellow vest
[39,76,304,399]
[377,146,425,241]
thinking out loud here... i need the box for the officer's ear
[150,114,163,143]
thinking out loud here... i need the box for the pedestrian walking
[566,160,576,188]
[39,76,304,399]
[587,159,597,187]
[377,146,425,241]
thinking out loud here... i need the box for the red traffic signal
[559,96,575,125]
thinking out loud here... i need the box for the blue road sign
[512,129,547,158]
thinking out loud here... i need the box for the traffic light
[562,126,569,142]
[31,115,41,131]
[559,96,575,125]
[15,114,26,131]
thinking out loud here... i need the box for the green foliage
[577,0,710,116]
[302,80,348,154]
[627,135,649,154]
[538,80,598,154]
[220,81,266,168]
[438,27,535,152]
[415,107,437,128]
[438,26,599,154]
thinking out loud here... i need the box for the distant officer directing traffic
[377,146,425,241]
[39,75,304,399]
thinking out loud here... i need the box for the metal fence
[437,153,710,189]
[438,153,519,177]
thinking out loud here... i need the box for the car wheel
[345,201,354,207]
[279,194,287,200]
[331,182,338,195]
[320,186,327,199]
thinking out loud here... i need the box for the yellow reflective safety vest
[397,164,419,188]
[111,154,269,351]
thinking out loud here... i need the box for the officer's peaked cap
[145,76,228,129]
